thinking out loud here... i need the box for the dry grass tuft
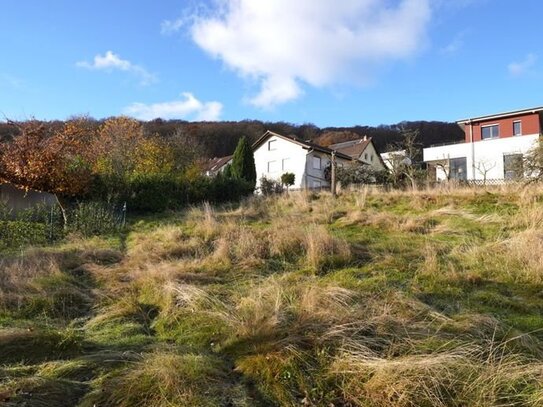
[303,225,351,271]
[0,254,60,308]
[331,343,543,407]
[127,225,210,262]
[90,351,231,407]
[501,229,543,283]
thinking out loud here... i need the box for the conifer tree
[230,137,256,188]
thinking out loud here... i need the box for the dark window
[504,154,523,180]
[450,157,467,180]
[481,124,499,140]
[513,121,522,136]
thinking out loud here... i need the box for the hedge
[0,220,49,249]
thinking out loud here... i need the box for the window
[504,154,523,180]
[312,180,321,189]
[312,156,321,170]
[481,124,499,140]
[513,121,522,136]
[370,154,374,162]
[282,158,290,171]
[268,140,276,151]
[364,153,368,160]
[267,160,278,173]
[450,157,467,181]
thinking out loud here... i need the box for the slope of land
[1,186,543,406]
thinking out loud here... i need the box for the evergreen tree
[223,163,232,178]
[230,137,256,188]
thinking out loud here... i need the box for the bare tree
[475,159,497,185]
[520,139,543,183]
[433,157,452,182]
[386,128,425,189]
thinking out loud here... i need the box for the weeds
[2,185,543,406]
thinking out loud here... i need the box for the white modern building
[424,107,543,182]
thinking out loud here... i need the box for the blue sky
[0,0,542,127]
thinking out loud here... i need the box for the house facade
[424,107,543,182]
[329,136,387,171]
[253,131,352,190]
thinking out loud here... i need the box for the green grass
[2,186,543,406]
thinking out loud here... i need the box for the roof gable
[329,138,371,159]
[252,130,352,160]
[204,155,232,172]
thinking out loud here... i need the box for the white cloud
[440,31,467,55]
[123,92,223,121]
[175,0,431,108]
[508,53,537,77]
[76,51,157,85]
[161,17,186,35]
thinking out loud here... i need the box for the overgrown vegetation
[0,118,255,249]
[2,185,543,406]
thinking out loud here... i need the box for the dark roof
[329,138,371,159]
[204,155,232,173]
[253,130,353,161]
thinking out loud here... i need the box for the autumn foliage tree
[92,116,146,179]
[0,116,256,218]
[0,118,94,223]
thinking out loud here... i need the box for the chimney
[363,135,368,141]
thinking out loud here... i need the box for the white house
[329,136,387,171]
[424,106,543,182]
[253,131,352,190]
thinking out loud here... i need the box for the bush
[122,173,253,213]
[0,220,49,249]
[124,173,184,212]
[69,201,126,237]
[335,164,389,186]
[281,172,295,189]
[259,176,284,196]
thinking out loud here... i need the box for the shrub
[123,173,184,212]
[281,172,296,193]
[0,220,49,249]
[94,173,253,214]
[69,201,125,236]
[260,176,284,196]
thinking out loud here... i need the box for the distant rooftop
[329,137,371,159]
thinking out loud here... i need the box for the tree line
[0,118,464,160]
[0,117,256,225]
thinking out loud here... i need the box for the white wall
[254,135,348,190]
[0,183,56,212]
[254,135,309,190]
[423,134,539,181]
[359,143,386,171]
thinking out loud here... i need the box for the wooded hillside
[0,118,464,159]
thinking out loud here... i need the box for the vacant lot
[1,186,543,406]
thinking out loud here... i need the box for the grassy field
[1,185,543,406]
